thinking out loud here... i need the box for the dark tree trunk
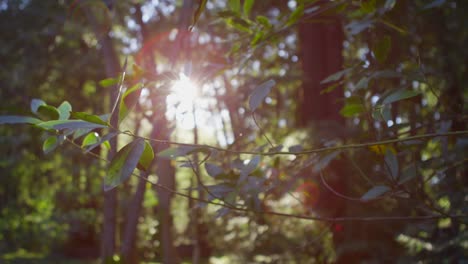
[85,6,121,262]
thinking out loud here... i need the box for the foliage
[0,0,467,263]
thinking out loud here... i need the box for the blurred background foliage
[0,0,466,263]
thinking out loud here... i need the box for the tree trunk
[85,6,121,262]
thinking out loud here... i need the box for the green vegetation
[0,0,466,263]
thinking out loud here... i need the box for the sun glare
[171,72,198,106]
[166,72,200,130]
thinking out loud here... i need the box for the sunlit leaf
[82,132,100,148]
[0,115,42,125]
[243,0,254,17]
[340,103,366,117]
[249,79,275,111]
[104,139,145,191]
[287,3,304,26]
[57,101,72,120]
[43,136,58,154]
[361,185,390,201]
[137,141,154,172]
[228,0,241,14]
[99,77,119,87]
[256,15,271,28]
[37,120,107,130]
[70,111,109,126]
[84,131,119,153]
[119,83,143,122]
[369,144,396,155]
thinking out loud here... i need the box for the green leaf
[228,0,241,14]
[243,0,254,17]
[249,79,275,111]
[192,0,208,28]
[84,131,118,153]
[82,132,100,147]
[0,115,42,125]
[217,10,238,18]
[37,105,60,120]
[104,139,145,191]
[256,15,271,28]
[287,3,304,27]
[137,141,154,171]
[384,149,399,181]
[373,35,391,63]
[321,68,352,84]
[119,83,143,122]
[31,99,46,114]
[37,120,107,130]
[99,77,119,87]
[340,103,366,117]
[382,89,420,104]
[361,0,376,13]
[43,136,58,154]
[70,112,109,126]
[205,163,223,178]
[57,101,72,120]
[361,185,390,201]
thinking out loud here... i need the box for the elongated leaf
[70,111,109,126]
[340,103,366,117]
[43,136,58,154]
[119,83,143,122]
[192,0,207,28]
[241,156,260,176]
[137,141,154,171]
[228,0,241,13]
[384,149,399,181]
[321,68,352,84]
[249,79,275,111]
[256,15,271,28]
[361,185,390,201]
[99,77,119,87]
[57,101,72,120]
[31,99,46,114]
[382,89,420,104]
[205,163,223,178]
[243,0,254,17]
[312,151,341,173]
[82,132,100,147]
[37,120,107,130]
[37,105,60,120]
[373,35,391,63]
[287,3,304,26]
[0,115,42,125]
[104,139,145,191]
[84,131,119,153]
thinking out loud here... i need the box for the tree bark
[85,6,121,262]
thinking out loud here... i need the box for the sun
[170,72,198,107]
[166,72,201,129]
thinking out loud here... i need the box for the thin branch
[252,112,274,148]
[120,130,468,156]
[64,137,468,222]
